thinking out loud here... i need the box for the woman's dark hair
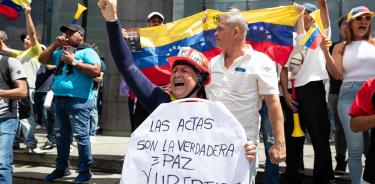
[338,15,347,27]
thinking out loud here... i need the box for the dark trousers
[283,81,334,184]
[132,100,149,132]
[128,98,150,132]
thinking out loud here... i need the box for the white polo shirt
[206,45,279,141]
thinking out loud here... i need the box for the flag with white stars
[129,5,299,85]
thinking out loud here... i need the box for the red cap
[167,47,210,85]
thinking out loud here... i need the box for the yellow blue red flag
[132,6,299,86]
[299,10,325,49]
[298,24,324,49]
[0,0,31,20]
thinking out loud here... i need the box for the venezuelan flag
[132,6,299,86]
[0,0,30,20]
[299,24,324,49]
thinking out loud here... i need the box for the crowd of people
[0,0,374,183]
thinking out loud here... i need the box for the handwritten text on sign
[120,101,249,184]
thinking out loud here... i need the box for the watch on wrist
[72,59,81,66]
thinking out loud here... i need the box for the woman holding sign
[97,0,256,164]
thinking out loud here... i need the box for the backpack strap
[0,56,15,112]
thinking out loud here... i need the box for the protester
[328,15,347,175]
[205,11,286,183]
[88,43,106,141]
[0,3,41,153]
[349,77,375,184]
[332,6,375,184]
[122,11,168,132]
[38,24,101,182]
[280,1,339,183]
[34,63,57,151]
[96,0,257,171]
[0,53,28,184]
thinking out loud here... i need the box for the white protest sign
[120,100,250,184]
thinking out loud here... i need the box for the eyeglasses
[354,16,372,22]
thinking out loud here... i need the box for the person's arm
[295,4,305,35]
[0,41,18,57]
[332,42,344,79]
[94,72,104,83]
[280,67,298,112]
[0,79,27,99]
[98,0,167,111]
[75,62,100,77]
[320,38,341,79]
[351,115,375,132]
[38,36,65,65]
[60,50,101,77]
[317,0,330,29]
[264,94,286,164]
[24,3,38,46]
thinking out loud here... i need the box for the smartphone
[63,46,75,53]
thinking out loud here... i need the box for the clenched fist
[97,0,118,22]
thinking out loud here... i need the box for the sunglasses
[354,16,372,22]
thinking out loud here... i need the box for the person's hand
[97,0,118,22]
[0,40,9,52]
[295,3,305,14]
[45,65,56,70]
[23,3,31,14]
[320,37,332,53]
[60,51,75,65]
[284,92,298,112]
[122,28,129,39]
[244,141,257,161]
[55,35,66,47]
[268,141,286,164]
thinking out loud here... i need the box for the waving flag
[299,24,323,49]
[131,6,299,86]
[299,10,325,49]
[0,0,30,20]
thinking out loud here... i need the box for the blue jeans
[55,96,93,171]
[337,81,366,184]
[328,94,347,158]
[259,100,279,184]
[89,90,98,136]
[34,92,57,144]
[0,118,18,184]
[14,88,38,148]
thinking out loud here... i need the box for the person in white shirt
[205,11,286,183]
[280,0,338,183]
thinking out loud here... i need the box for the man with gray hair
[205,12,286,183]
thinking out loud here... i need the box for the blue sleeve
[106,21,170,112]
[83,48,101,65]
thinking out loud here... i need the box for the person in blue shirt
[38,24,101,183]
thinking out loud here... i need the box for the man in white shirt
[205,11,286,183]
[280,1,336,183]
